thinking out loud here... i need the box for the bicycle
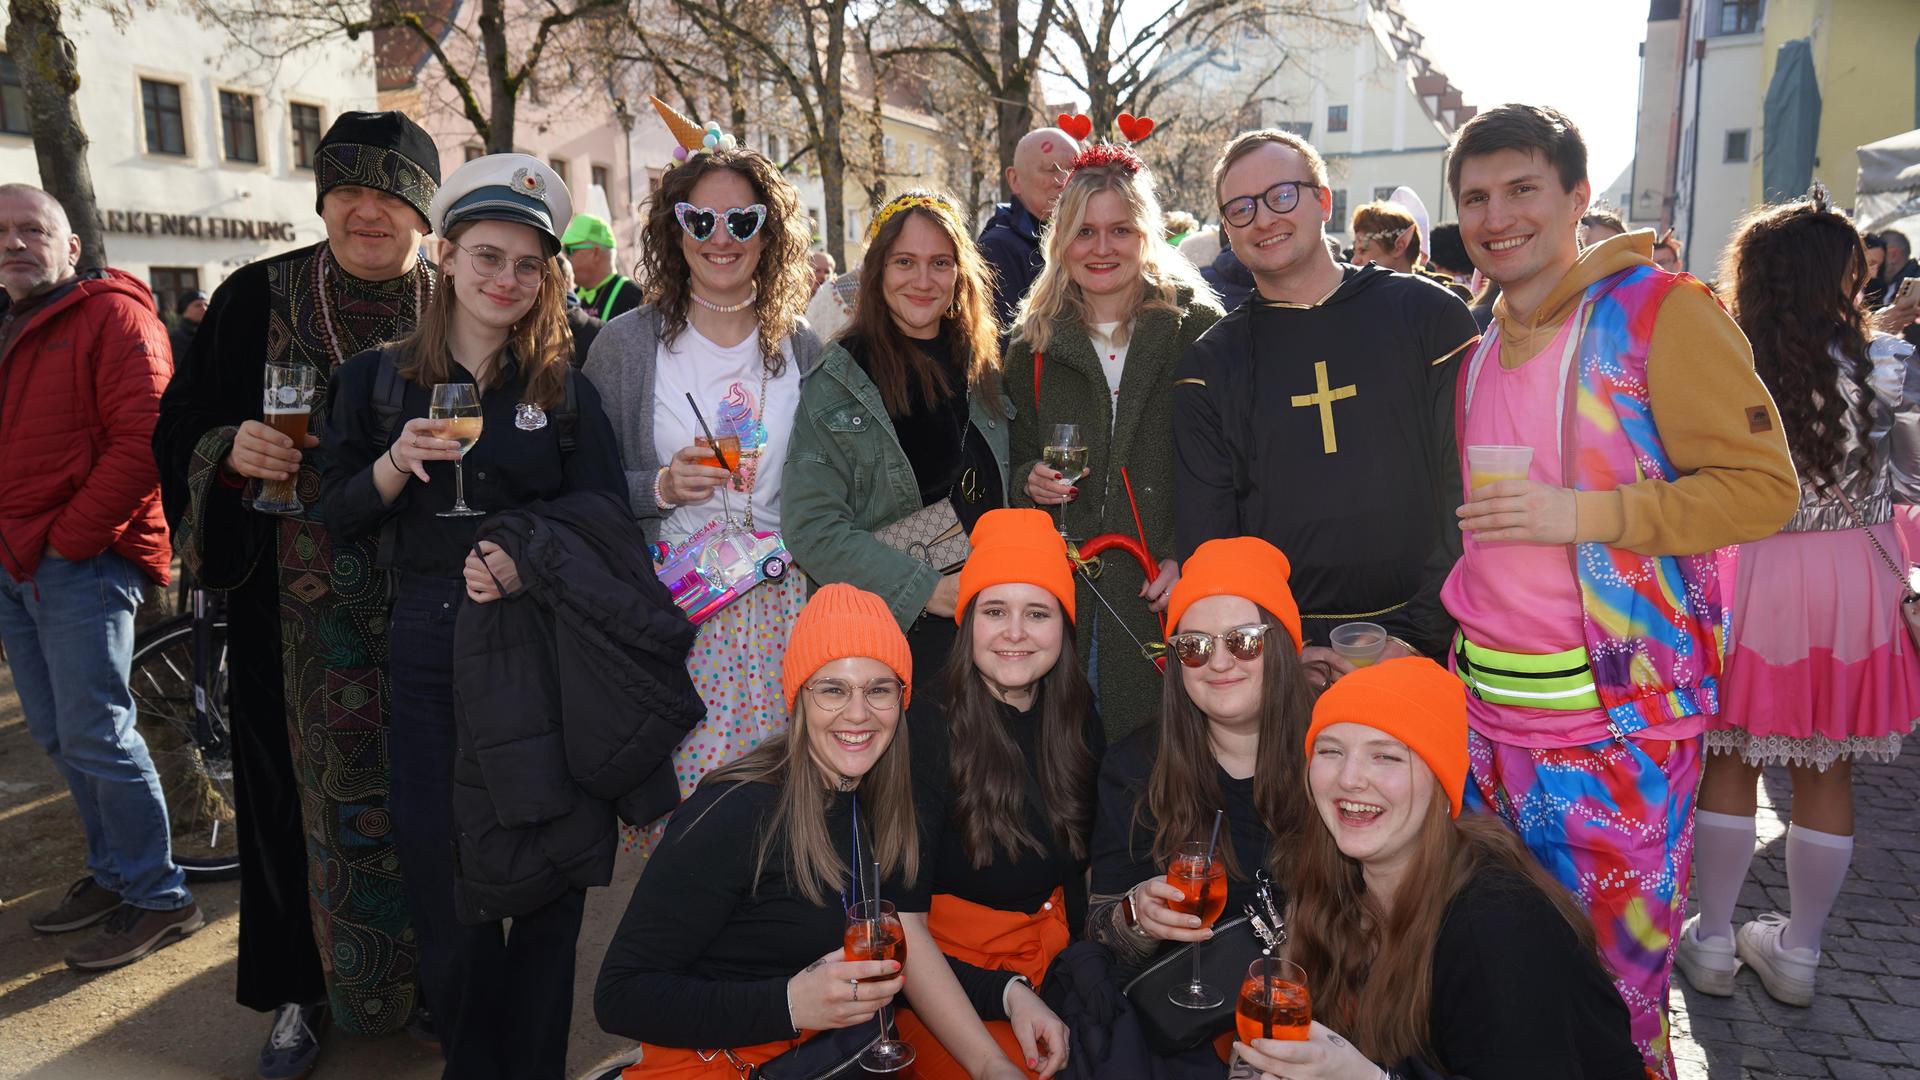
[128,572,240,881]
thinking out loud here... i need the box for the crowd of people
[2,91,1918,1080]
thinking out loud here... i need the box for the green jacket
[784,340,1013,629]
[1006,291,1224,739]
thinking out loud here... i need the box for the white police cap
[428,153,573,253]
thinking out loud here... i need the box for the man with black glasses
[1172,130,1477,685]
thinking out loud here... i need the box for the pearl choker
[690,288,757,313]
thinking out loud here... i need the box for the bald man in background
[978,126,1080,325]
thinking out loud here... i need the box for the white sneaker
[1674,914,1738,996]
[1736,912,1818,1006]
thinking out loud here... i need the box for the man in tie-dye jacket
[1439,105,1798,1080]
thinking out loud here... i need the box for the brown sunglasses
[1164,623,1272,667]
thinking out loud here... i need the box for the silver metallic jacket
[1783,333,1920,532]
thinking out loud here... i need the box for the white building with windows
[1171,0,1474,236]
[0,4,376,318]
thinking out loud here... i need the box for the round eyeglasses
[449,241,549,288]
[804,678,903,714]
[1218,181,1325,229]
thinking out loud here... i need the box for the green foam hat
[562,213,616,250]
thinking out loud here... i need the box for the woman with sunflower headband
[584,100,823,856]
[1006,140,1223,740]
[784,188,1011,706]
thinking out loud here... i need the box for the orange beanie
[1304,657,1468,816]
[954,508,1076,624]
[782,583,914,710]
[1164,537,1303,649]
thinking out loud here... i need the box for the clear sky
[1396,0,1648,192]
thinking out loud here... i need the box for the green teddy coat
[1006,289,1224,740]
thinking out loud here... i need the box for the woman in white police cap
[319,153,626,1077]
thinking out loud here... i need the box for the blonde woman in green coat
[1007,144,1223,740]
[784,191,1012,702]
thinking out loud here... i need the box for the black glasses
[1219,182,1325,228]
[804,678,903,714]
[1165,623,1272,667]
[675,202,768,243]
[449,242,548,288]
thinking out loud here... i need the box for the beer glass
[844,898,914,1072]
[254,363,316,514]
[430,383,485,518]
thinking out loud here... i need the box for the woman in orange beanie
[892,508,1104,1077]
[1233,658,1643,1080]
[596,584,1027,1079]
[1087,536,1314,979]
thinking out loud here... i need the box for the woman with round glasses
[583,137,821,855]
[320,153,625,1075]
[1087,536,1316,972]
[785,190,1010,707]
[1005,142,1221,740]
[597,584,1030,1079]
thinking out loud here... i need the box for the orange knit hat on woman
[782,583,915,710]
[1304,656,1469,816]
[1164,536,1303,649]
[954,508,1076,624]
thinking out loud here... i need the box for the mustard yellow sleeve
[1572,280,1799,554]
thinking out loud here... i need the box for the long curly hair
[1719,198,1871,493]
[841,192,1003,419]
[1011,159,1216,353]
[636,147,814,374]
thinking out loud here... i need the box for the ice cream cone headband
[866,191,960,244]
[651,95,739,163]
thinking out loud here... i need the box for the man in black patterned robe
[154,111,439,1073]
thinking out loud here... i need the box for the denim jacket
[783,341,1012,628]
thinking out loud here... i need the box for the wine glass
[1236,956,1310,1042]
[430,383,485,518]
[1166,840,1228,1008]
[843,898,914,1072]
[1040,422,1086,538]
[254,363,316,515]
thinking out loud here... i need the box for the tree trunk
[6,0,107,271]
[479,0,516,153]
[995,0,1024,202]
[819,3,850,268]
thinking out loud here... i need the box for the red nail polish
[1069,487,1079,496]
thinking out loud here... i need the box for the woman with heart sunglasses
[1087,537,1316,994]
[1004,142,1224,743]
[783,189,1011,713]
[582,140,822,859]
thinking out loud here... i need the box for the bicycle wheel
[128,613,241,881]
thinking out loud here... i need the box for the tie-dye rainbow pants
[1464,728,1702,1080]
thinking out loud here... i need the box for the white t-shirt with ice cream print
[652,323,801,546]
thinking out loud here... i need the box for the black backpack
[365,345,578,575]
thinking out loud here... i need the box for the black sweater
[909,690,1105,1018]
[1403,862,1645,1079]
[1089,726,1275,934]
[595,779,918,1049]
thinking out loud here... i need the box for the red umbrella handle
[1070,534,1168,672]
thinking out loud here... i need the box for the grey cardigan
[581,303,825,530]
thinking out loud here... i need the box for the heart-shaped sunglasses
[675,202,768,243]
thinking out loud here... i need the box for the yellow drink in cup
[1466,444,1534,493]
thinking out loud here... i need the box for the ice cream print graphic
[703,381,767,494]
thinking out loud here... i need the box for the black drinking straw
[685,391,737,478]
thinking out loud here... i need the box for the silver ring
[850,979,859,1000]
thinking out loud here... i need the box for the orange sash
[896,888,1072,1080]
[625,1037,806,1079]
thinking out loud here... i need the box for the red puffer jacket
[0,269,172,585]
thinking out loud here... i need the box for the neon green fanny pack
[1453,634,1601,711]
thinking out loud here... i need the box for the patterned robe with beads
[155,240,428,1034]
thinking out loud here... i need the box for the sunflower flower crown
[865,192,959,243]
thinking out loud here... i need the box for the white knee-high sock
[1783,824,1854,954]
[1691,809,1758,942]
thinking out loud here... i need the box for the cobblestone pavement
[1671,741,1920,1079]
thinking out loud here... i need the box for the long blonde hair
[693,700,919,905]
[395,222,571,409]
[1010,161,1215,352]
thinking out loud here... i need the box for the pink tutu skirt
[1710,516,1920,769]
